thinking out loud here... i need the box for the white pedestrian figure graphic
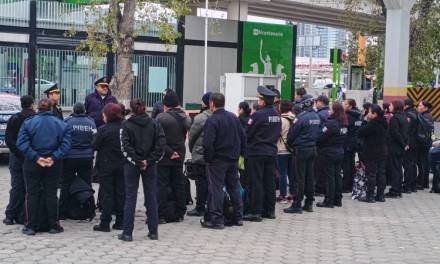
[259,39,273,75]
[249,63,259,74]
[276,64,287,81]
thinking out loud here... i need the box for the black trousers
[403,149,417,191]
[157,165,186,219]
[364,159,386,198]
[207,161,243,225]
[432,164,440,193]
[322,155,343,204]
[245,156,276,215]
[389,154,404,194]
[98,164,125,224]
[314,151,326,194]
[416,145,430,188]
[293,147,317,205]
[5,153,25,222]
[23,159,61,230]
[342,151,356,192]
[193,164,208,211]
[59,158,93,217]
[123,163,158,236]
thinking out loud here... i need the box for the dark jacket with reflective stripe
[120,113,165,167]
[64,114,96,159]
[246,106,281,157]
[287,108,321,149]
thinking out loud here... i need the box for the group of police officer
[2,79,437,238]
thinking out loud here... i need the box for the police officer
[3,96,35,225]
[314,95,330,195]
[200,93,245,229]
[85,77,118,128]
[59,103,96,219]
[119,98,165,242]
[403,99,418,193]
[284,97,321,214]
[342,99,362,192]
[243,86,281,222]
[44,84,63,120]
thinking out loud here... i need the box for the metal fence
[0,0,29,27]
[132,54,176,107]
[0,46,29,96]
[37,0,89,31]
[36,48,107,107]
[36,1,173,37]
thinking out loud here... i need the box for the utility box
[220,73,282,113]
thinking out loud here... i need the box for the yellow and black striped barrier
[407,87,440,121]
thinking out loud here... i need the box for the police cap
[43,83,60,94]
[94,77,110,87]
[257,85,277,99]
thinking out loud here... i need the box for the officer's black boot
[316,199,334,208]
[187,208,205,217]
[334,197,342,207]
[243,214,263,222]
[3,217,14,225]
[262,211,276,219]
[283,201,303,214]
[93,222,111,232]
[112,217,123,230]
[360,195,376,203]
[302,200,314,212]
[118,233,133,242]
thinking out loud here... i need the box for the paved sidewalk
[0,164,439,264]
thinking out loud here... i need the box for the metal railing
[37,0,89,31]
[36,48,107,107]
[0,46,29,96]
[36,1,174,37]
[0,0,29,27]
[132,54,176,107]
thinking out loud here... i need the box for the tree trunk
[109,0,136,106]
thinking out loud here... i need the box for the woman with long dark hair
[316,102,348,208]
[238,101,251,130]
[119,99,165,242]
[92,103,125,232]
[358,104,388,203]
[386,100,409,198]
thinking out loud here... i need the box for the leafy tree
[66,0,192,103]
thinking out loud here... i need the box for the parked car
[0,78,55,95]
[0,93,21,154]
[0,77,18,94]
[35,78,55,92]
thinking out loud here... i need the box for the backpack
[416,114,433,147]
[68,177,96,221]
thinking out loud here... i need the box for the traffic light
[330,48,345,64]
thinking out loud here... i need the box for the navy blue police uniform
[44,84,63,120]
[284,98,321,213]
[316,117,348,208]
[59,114,96,219]
[243,86,281,222]
[314,96,330,195]
[202,107,245,228]
[342,109,362,192]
